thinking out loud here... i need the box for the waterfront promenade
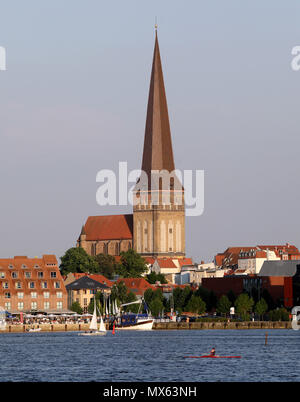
[0,320,291,333]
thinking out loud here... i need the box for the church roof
[83,214,133,241]
[140,30,179,190]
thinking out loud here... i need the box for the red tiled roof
[0,255,66,297]
[178,258,193,267]
[89,274,114,288]
[83,214,133,241]
[156,258,177,268]
[116,277,155,295]
[144,257,155,265]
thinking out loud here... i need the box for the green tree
[207,290,218,311]
[195,286,216,311]
[149,298,164,317]
[261,289,276,310]
[254,298,268,320]
[195,286,210,302]
[146,272,167,284]
[59,247,98,276]
[227,290,236,305]
[70,301,83,315]
[268,308,290,322]
[235,293,254,321]
[173,287,184,313]
[88,291,104,314]
[143,288,155,306]
[94,253,120,279]
[116,249,148,278]
[111,281,128,304]
[123,291,139,313]
[185,295,206,314]
[216,295,231,316]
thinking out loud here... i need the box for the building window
[21,264,27,269]
[83,298,88,306]
[11,272,18,278]
[44,302,50,310]
[15,282,22,289]
[31,292,37,298]
[51,272,57,278]
[2,282,8,289]
[38,272,44,279]
[31,302,37,310]
[17,302,24,311]
[5,292,11,299]
[8,264,14,269]
[34,264,40,269]
[54,281,60,289]
[57,301,63,309]
[25,272,31,278]
[41,282,47,289]
[0,272,5,278]
[43,292,50,299]
[29,282,35,289]
[5,302,11,310]
[56,292,62,298]
[17,292,24,299]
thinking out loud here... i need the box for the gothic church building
[77,30,186,259]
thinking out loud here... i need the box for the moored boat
[115,300,154,330]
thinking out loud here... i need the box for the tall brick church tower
[78,29,186,260]
[133,28,185,258]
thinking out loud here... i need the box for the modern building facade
[258,260,300,307]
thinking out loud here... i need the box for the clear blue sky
[1,0,300,262]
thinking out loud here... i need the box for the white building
[237,249,280,274]
[175,263,228,285]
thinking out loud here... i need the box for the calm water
[0,329,299,382]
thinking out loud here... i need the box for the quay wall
[153,321,292,330]
[0,321,291,333]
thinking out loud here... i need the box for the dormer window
[34,264,40,269]
[21,264,27,269]
[8,264,14,269]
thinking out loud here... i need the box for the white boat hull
[78,331,107,336]
[27,328,41,332]
[116,319,154,331]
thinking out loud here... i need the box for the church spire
[141,30,175,183]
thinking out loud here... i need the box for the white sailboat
[79,298,107,336]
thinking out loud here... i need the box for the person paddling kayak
[210,347,216,356]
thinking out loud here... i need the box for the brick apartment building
[0,255,68,314]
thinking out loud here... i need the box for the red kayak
[184,355,241,359]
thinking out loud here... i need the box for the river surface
[0,329,298,382]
